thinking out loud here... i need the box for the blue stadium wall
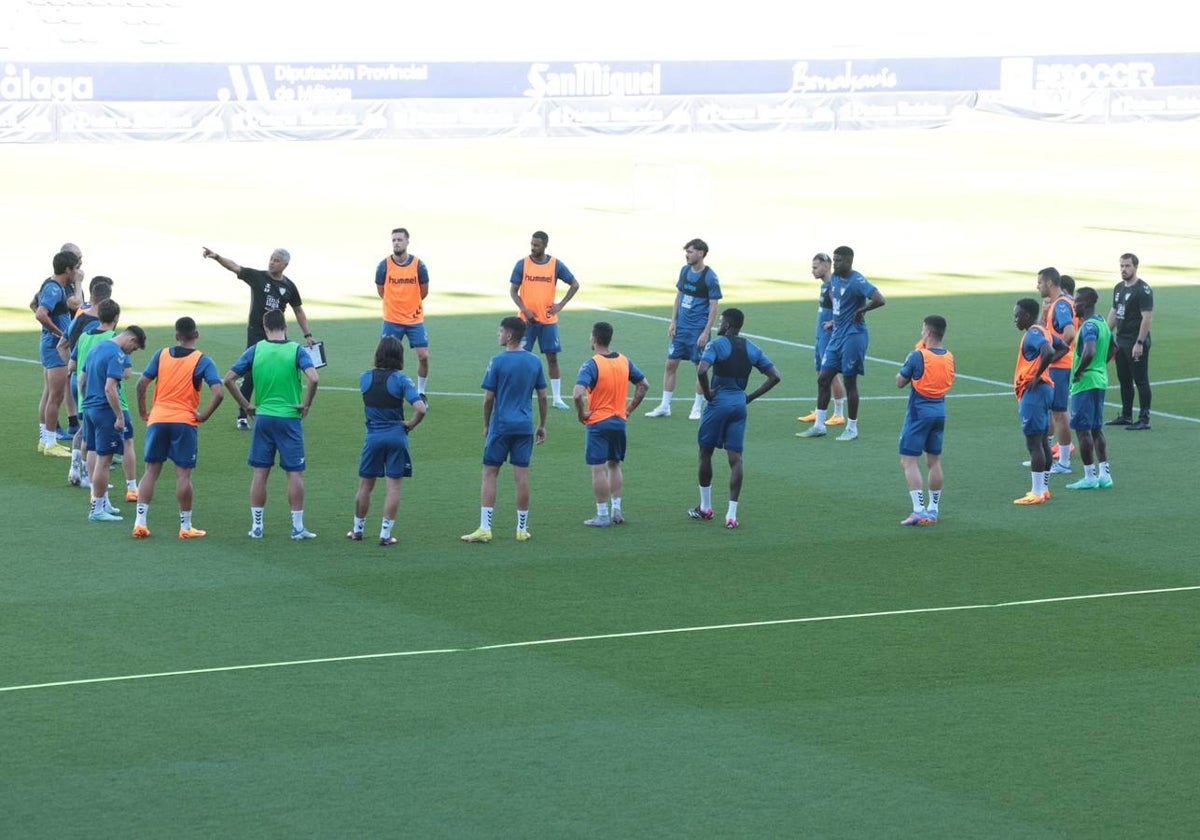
[2,54,1199,142]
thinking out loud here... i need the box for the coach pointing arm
[201,246,241,274]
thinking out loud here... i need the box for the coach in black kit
[202,245,317,429]
[1105,252,1154,431]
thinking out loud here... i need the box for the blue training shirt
[828,270,877,340]
[676,265,722,334]
[359,369,421,432]
[482,349,547,436]
[700,335,774,405]
[81,339,130,410]
[899,347,950,418]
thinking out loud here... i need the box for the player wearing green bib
[1066,288,1116,491]
[224,309,320,539]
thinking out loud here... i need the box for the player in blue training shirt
[347,337,427,547]
[797,245,885,441]
[462,317,548,544]
[690,308,781,529]
[645,238,723,421]
[797,252,847,427]
[81,325,147,522]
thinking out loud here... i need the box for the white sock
[481,506,493,531]
[353,516,366,534]
[847,418,858,433]
[661,390,674,408]
[136,503,149,527]
[814,409,827,430]
[1058,445,1071,467]
[127,479,137,491]
[1032,473,1044,495]
[726,501,738,521]
[1084,464,1096,480]
[910,490,924,512]
[699,485,712,511]
[928,490,941,511]
[517,510,529,531]
[180,510,192,530]
[551,379,562,401]
[251,507,265,531]
[834,398,845,416]
[417,376,427,394]
[597,503,608,519]
[291,510,304,531]
[611,496,622,515]
[381,518,394,539]
[692,393,704,409]
[1099,461,1111,478]
[91,496,103,516]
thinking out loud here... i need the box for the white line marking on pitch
[3,585,1196,694]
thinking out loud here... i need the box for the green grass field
[2,116,1199,838]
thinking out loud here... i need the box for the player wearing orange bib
[572,322,649,526]
[1013,298,1064,506]
[132,317,225,539]
[896,316,955,525]
[509,230,579,411]
[376,227,431,398]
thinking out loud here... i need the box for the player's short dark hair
[392,227,409,237]
[500,315,527,342]
[53,251,80,274]
[1059,274,1075,294]
[1075,287,1099,309]
[97,298,120,324]
[1121,252,1139,267]
[374,336,405,370]
[1016,298,1041,319]
[263,309,287,332]
[532,231,549,243]
[723,308,745,330]
[89,274,112,293]
[175,317,198,340]
[684,238,708,254]
[125,325,147,350]
[833,245,854,260]
[1038,267,1060,285]
[90,280,113,303]
[592,321,614,346]
[924,315,947,339]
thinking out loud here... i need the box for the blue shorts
[120,409,134,442]
[522,322,561,355]
[668,330,704,364]
[381,320,429,349]
[584,416,627,465]
[483,432,534,468]
[899,414,945,457]
[1069,389,1105,432]
[84,406,123,456]
[1048,367,1070,412]
[821,333,868,377]
[359,427,413,479]
[697,399,747,452]
[1018,383,1052,437]
[143,422,199,468]
[40,335,66,369]
[248,414,306,471]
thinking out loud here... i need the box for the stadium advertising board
[3,54,1196,103]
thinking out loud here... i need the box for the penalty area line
[2,585,1197,694]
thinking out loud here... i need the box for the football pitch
[2,116,1199,837]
